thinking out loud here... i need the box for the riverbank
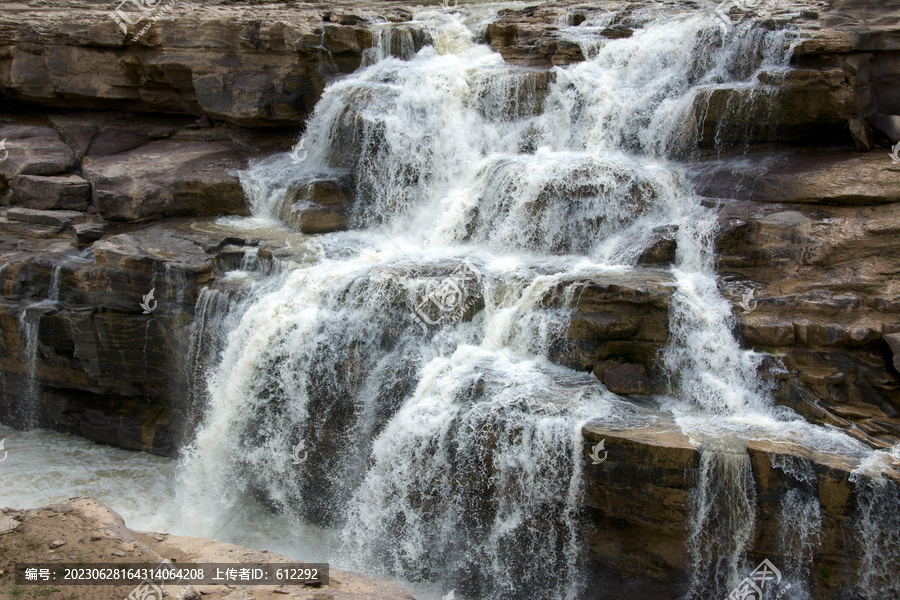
[0,497,416,600]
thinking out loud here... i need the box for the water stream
[178,8,847,600]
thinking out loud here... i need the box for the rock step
[5,207,87,228]
[0,216,63,239]
[9,173,91,211]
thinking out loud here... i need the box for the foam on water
[182,10,820,598]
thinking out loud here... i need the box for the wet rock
[636,227,677,265]
[598,363,653,395]
[72,222,108,248]
[9,174,91,210]
[289,205,350,234]
[281,178,355,234]
[485,6,586,66]
[600,26,633,39]
[696,151,900,205]
[304,179,350,205]
[546,271,673,374]
[582,416,900,598]
[0,220,249,453]
[694,69,860,145]
[742,319,796,347]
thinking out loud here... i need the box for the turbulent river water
[3,4,900,600]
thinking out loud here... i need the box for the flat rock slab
[692,150,900,205]
[9,173,91,210]
[0,216,65,239]
[5,207,85,227]
[81,139,249,222]
[0,124,76,180]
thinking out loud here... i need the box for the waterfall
[175,8,847,600]
[686,450,757,599]
[14,265,62,428]
[770,454,820,600]
[850,452,900,599]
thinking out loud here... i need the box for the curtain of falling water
[172,8,894,600]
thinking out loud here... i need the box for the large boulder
[81,139,249,222]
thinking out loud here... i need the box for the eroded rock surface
[0,498,415,600]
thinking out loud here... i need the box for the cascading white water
[770,453,820,600]
[685,450,757,600]
[173,7,896,600]
[14,265,62,428]
[850,451,900,599]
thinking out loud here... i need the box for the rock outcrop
[0,498,415,600]
[581,417,900,600]
[1,1,900,597]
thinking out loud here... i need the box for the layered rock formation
[1,0,900,598]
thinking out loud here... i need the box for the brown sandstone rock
[81,140,248,222]
[0,124,76,185]
[9,174,92,210]
[0,498,414,600]
[600,363,653,395]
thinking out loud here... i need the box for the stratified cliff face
[1,1,899,597]
[4,0,897,454]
